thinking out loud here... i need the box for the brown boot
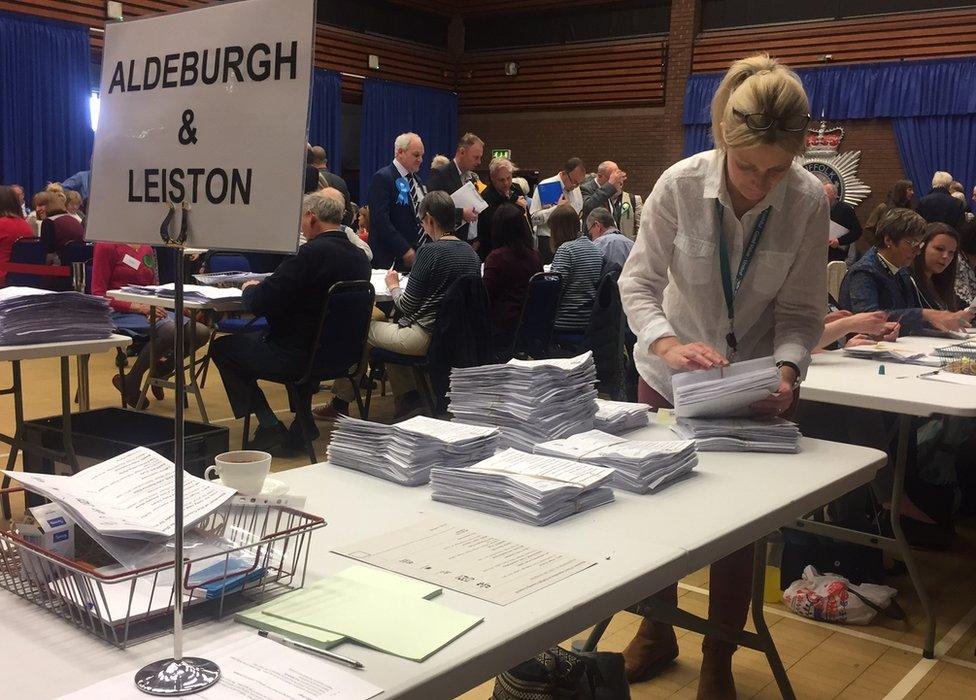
[622,617,679,683]
[696,639,736,700]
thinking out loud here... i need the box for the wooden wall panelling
[458,38,665,111]
[693,8,976,72]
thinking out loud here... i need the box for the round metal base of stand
[134,658,220,696]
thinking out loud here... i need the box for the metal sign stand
[135,235,220,695]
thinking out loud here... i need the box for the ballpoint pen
[258,629,365,670]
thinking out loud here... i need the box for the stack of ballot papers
[192,271,271,287]
[236,565,481,662]
[448,352,598,450]
[2,446,235,568]
[429,448,615,525]
[594,398,651,433]
[672,356,781,418]
[327,415,498,486]
[843,343,940,366]
[119,282,243,304]
[0,287,113,345]
[535,429,698,493]
[671,417,801,453]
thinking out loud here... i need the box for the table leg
[60,357,80,474]
[186,316,209,423]
[751,538,795,700]
[891,413,936,658]
[138,306,158,407]
[0,361,24,519]
[76,354,91,412]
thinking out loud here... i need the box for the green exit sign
[491,148,511,159]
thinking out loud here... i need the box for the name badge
[122,254,141,270]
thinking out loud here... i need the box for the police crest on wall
[801,121,870,207]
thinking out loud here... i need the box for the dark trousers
[211,334,307,420]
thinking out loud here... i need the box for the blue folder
[536,180,563,207]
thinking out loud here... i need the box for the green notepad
[235,566,443,651]
[261,577,483,661]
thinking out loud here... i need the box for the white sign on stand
[86,0,315,253]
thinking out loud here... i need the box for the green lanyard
[716,199,771,359]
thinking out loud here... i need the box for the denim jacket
[839,247,925,333]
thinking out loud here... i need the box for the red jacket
[0,216,34,286]
[91,242,157,312]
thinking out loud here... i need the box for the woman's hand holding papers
[750,364,797,418]
[924,308,975,332]
[653,336,729,371]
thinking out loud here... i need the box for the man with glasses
[530,157,587,264]
[586,206,634,275]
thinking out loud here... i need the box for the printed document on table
[3,446,234,540]
[59,632,383,700]
[333,518,596,605]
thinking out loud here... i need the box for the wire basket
[933,340,976,374]
[0,488,325,649]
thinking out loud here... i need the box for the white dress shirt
[530,173,583,242]
[618,149,828,401]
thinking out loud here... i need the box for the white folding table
[799,335,976,658]
[0,335,132,511]
[0,424,884,699]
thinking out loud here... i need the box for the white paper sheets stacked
[429,448,614,526]
[594,399,651,433]
[448,352,598,450]
[843,343,940,366]
[120,283,242,304]
[672,356,781,418]
[535,429,697,493]
[0,287,113,346]
[192,271,271,287]
[671,417,800,453]
[327,415,499,486]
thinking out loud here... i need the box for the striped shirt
[394,238,482,331]
[551,235,605,332]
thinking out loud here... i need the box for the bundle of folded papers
[448,352,598,450]
[593,398,651,433]
[535,429,698,493]
[429,448,614,526]
[671,417,800,453]
[327,415,499,486]
[672,356,781,419]
[0,287,113,345]
[120,283,242,304]
[842,343,940,366]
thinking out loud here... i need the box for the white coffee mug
[204,450,271,495]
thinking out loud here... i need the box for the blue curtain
[683,57,976,188]
[892,116,976,200]
[308,69,342,173]
[683,57,976,127]
[0,11,93,197]
[359,78,458,200]
[683,124,714,158]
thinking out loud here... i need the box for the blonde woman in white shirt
[618,55,827,698]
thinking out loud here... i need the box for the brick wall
[459,107,671,199]
[663,0,700,165]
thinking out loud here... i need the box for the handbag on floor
[491,646,630,700]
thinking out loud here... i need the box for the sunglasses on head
[732,109,811,133]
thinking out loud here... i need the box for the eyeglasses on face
[901,237,925,249]
[732,109,812,133]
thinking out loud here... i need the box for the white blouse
[618,149,828,401]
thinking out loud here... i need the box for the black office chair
[242,280,375,463]
[506,272,562,361]
[363,274,493,418]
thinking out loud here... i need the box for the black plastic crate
[21,408,228,482]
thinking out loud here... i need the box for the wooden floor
[2,349,976,699]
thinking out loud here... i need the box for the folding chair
[242,280,374,463]
[5,237,48,287]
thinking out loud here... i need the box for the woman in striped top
[333,190,481,417]
[549,204,605,334]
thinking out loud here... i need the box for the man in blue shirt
[61,169,92,200]
[587,207,634,275]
